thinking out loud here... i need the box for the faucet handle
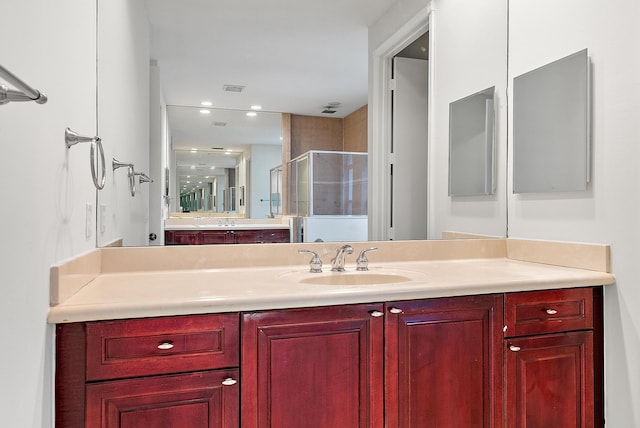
[356,247,378,271]
[298,249,323,273]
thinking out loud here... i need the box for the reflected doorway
[390,32,429,240]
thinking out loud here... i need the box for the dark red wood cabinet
[56,313,240,428]
[85,369,239,428]
[241,303,385,428]
[55,287,603,428]
[165,228,290,245]
[504,287,603,428]
[385,295,504,428]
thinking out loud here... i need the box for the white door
[391,57,429,240]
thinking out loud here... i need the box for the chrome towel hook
[112,158,136,197]
[134,171,153,184]
[65,128,105,190]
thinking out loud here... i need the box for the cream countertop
[164,216,292,230]
[48,238,615,324]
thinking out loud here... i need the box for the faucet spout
[331,245,354,272]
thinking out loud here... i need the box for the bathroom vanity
[50,239,612,427]
[163,217,292,245]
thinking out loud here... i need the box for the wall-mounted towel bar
[0,64,47,105]
[65,128,105,190]
[112,158,136,197]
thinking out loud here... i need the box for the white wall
[507,0,640,424]
[96,0,150,247]
[249,144,283,218]
[0,0,97,425]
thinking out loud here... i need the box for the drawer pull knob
[370,310,384,317]
[222,377,237,386]
[546,308,558,315]
[389,307,403,314]
[157,342,174,350]
[509,345,521,352]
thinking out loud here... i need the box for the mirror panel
[97,0,510,246]
[449,87,496,197]
[167,106,282,216]
[513,49,590,193]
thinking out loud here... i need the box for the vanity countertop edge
[48,238,615,324]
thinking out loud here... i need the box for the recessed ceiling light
[246,111,257,117]
[190,165,196,169]
[225,151,232,155]
[200,109,211,114]
[187,176,191,178]
[201,101,213,106]
[251,105,262,110]
[210,166,216,170]
[190,149,197,153]
[186,181,190,184]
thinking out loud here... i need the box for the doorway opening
[369,8,432,241]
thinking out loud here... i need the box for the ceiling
[145,0,398,117]
[145,0,398,195]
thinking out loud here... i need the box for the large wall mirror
[96,0,509,247]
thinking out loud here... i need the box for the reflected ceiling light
[246,111,257,117]
[250,105,262,110]
[210,166,216,170]
[190,149,197,153]
[201,101,213,106]
[200,109,211,114]
[199,181,203,184]
[190,165,196,169]
[186,181,191,184]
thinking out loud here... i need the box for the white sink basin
[299,272,412,286]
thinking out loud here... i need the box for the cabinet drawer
[504,288,593,337]
[86,313,239,381]
[85,369,239,428]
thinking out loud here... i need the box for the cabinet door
[505,331,594,428]
[200,230,233,244]
[242,303,384,428]
[86,370,239,428]
[165,230,200,245]
[385,295,504,428]
[234,230,264,244]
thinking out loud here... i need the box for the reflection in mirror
[449,87,496,196]
[96,0,510,247]
[166,106,282,218]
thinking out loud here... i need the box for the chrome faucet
[298,249,323,273]
[356,247,378,271]
[331,245,354,272]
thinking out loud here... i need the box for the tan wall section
[290,114,344,158]
[343,105,368,152]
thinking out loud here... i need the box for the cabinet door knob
[546,308,558,315]
[222,377,237,386]
[157,342,174,350]
[509,345,521,352]
[389,307,403,314]
[370,310,384,317]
